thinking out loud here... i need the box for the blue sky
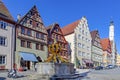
[3,0,120,53]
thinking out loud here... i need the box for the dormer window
[36,23,39,27]
[30,20,32,25]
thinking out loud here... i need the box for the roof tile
[0,1,13,20]
[100,38,111,53]
[61,20,80,36]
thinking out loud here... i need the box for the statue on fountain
[45,39,68,63]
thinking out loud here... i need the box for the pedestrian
[34,62,37,71]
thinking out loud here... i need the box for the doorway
[26,61,30,70]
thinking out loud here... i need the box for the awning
[82,59,93,64]
[20,52,38,62]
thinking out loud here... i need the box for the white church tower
[109,21,114,41]
[109,21,115,65]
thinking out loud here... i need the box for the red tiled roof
[61,20,80,36]
[0,1,13,20]
[100,38,111,53]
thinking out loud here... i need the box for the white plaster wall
[64,33,75,64]
[75,17,92,63]
[0,24,15,69]
[64,17,92,67]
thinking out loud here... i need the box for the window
[41,34,44,40]
[78,51,82,56]
[21,27,25,34]
[82,30,84,34]
[87,53,90,58]
[36,32,40,38]
[82,52,85,57]
[0,36,6,46]
[79,28,81,32]
[87,46,89,50]
[36,43,39,50]
[78,43,81,48]
[0,56,5,64]
[0,21,7,29]
[36,23,39,27]
[27,41,31,48]
[82,24,84,28]
[40,44,44,51]
[82,36,83,40]
[27,29,31,36]
[30,20,32,24]
[82,44,85,49]
[78,34,81,39]
[21,40,25,47]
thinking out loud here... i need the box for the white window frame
[0,21,8,30]
[0,55,6,64]
[0,36,7,46]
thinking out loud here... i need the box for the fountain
[29,40,81,80]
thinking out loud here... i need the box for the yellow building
[116,54,120,66]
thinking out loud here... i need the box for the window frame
[21,40,26,47]
[27,29,31,36]
[0,21,7,30]
[21,27,25,34]
[0,56,6,64]
[27,41,31,48]
[0,36,6,46]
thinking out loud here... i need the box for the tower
[109,21,114,41]
[109,21,115,65]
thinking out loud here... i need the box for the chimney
[17,14,21,21]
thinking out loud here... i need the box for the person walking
[34,62,37,71]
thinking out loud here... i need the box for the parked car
[95,66,103,70]
[106,65,114,69]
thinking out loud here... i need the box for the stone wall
[36,63,74,76]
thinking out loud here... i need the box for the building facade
[90,30,103,67]
[46,23,70,61]
[101,38,112,66]
[15,6,48,70]
[62,17,92,68]
[0,1,15,70]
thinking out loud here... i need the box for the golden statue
[45,39,68,63]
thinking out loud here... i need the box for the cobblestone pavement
[0,70,36,80]
[81,67,120,80]
[0,69,90,80]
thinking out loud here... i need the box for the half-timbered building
[46,23,70,61]
[90,30,103,67]
[15,6,48,70]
